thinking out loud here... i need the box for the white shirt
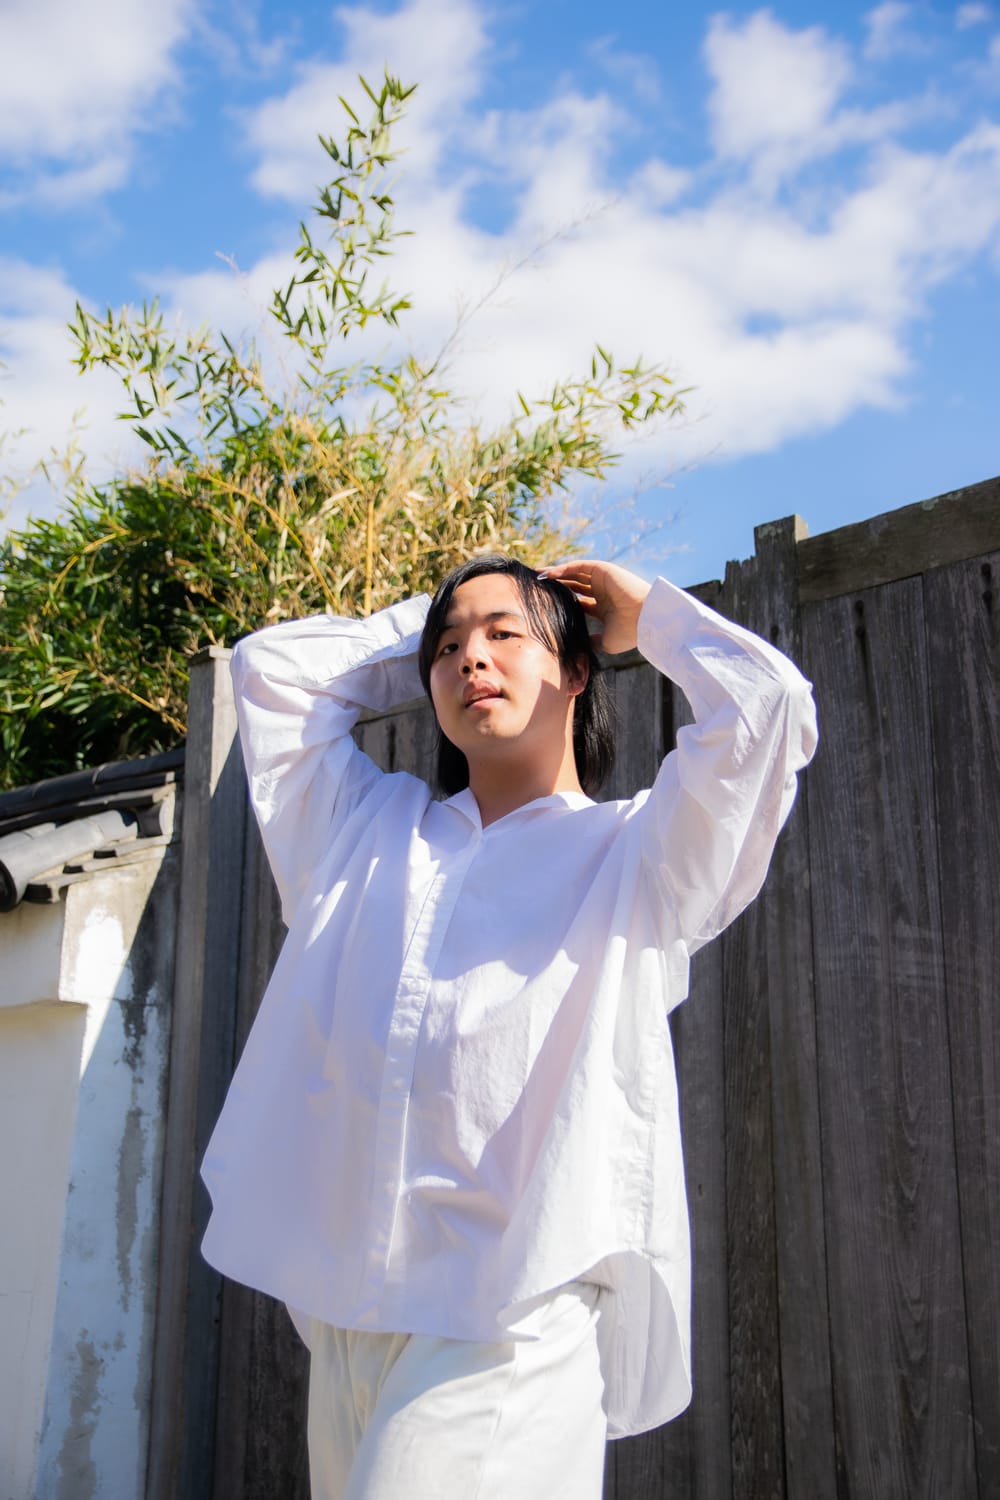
[200,577,817,1439]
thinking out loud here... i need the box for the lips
[463,683,503,707]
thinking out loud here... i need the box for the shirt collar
[443,787,594,830]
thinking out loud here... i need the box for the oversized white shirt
[200,576,817,1438]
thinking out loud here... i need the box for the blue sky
[2,0,998,586]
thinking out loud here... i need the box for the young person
[201,557,818,1500]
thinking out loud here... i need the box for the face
[428,573,586,772]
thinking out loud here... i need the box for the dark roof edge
[0,746,186,829]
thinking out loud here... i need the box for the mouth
[463,684,503,708]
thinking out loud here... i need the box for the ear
[566,654,589,698]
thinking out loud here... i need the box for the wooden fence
[148,477,1000,1499]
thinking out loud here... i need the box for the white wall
[0,947,85,1500]
[0,843,178,1500]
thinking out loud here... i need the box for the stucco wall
[0,978,84,1500]
[0,841,178,1500]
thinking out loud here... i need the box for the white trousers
[306,1283,607,1500]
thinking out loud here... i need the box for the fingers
[541,559,599,583]
[540,560,602,605]
[551,583,601,613]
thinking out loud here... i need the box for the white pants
[306,1283,607,1500]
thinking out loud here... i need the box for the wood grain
[735,517,837,1500]
[925,552,1000,1498]
[147,650,249,1500]
[803,578,976,1498]
[611,674,734,1500]
[212,821,311,1499]
[665,932,732,1500]
[797,476,1000,604]
[600,659,665,804]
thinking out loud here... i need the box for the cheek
[427,668,449,719]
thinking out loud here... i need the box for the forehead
[442,573,526,625]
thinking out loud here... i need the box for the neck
[468,745,583,827]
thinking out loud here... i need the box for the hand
[542,559,652,655]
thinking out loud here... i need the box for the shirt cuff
[635,576,717,678]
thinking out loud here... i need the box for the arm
[230,595,430,920]
[545,560,818,952]
[637,576,817,951]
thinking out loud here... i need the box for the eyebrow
[439,608,528,632]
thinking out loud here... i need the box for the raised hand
[542,560,652,655]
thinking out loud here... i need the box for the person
[201,556,818,1500]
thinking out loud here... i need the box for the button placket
[354,832,478,1321]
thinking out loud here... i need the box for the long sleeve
[635,576,818,955]
[230,595,431,921]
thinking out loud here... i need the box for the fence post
[714,516,836,1499]
[146,648,248,1500]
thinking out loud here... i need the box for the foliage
[0,74,684,790]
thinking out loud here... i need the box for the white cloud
[0,261,146,527]
[0,153,130,212]
[0,0,193,204]
[245,0,487,201]
[472,91,628,234]
[863,3,919,61]
[6,1,1000,530]
[630,159,692,208]
[586,36,662,106]
[705,11,852,162]
[956,3,991,29]
[703,9,935,190]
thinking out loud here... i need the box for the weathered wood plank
[600,659,664,803]
[609,670,733,1500]
[386,695,440,778]
[607,1426,669,1500]
[720,895,785,1500]
[797,476,1000,604]
[603,656,674,1500]
[215,1284,311,1500]
[147,649,249,1500]
[803,580,976,1498]
[718,523,823,1500]
[925,551,1000,1497]
[355,696,439,780]
[212,818,312,1499]
[735,517,836,1500]
[666,931,732,1500]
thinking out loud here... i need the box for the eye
[493,629,515,640]
[436,640,457,658]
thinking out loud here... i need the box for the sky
[1,0,999,587]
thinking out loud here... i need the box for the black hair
[418,554,615,797]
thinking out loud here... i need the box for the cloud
[7,1,1000,530]
[863,3,921,61]
[956,3,991,29]
[703,9,938,194]
[0,260,144,522]
[705,11,853,162]
[0,0,193,205]
[586,36,662,106]
[245,0,487,202]
[0,153,130,212]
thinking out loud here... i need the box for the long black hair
[418,555,615,797]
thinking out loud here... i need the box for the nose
[458,632,490,674]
